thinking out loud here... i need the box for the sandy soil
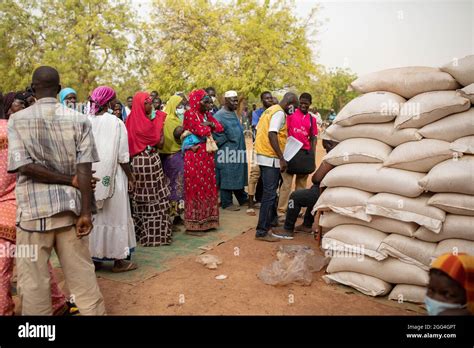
[97,229,421,315]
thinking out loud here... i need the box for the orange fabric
[0,120,16,242]
[431,253,474,313]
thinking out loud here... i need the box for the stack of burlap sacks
[317,55,474,304]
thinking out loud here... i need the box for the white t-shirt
[256,110,286,168]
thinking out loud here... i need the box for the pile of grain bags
[319,55,474,305]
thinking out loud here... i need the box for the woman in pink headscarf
[126,92,172,246]
[183,89,224,232]
[87,86,137,272]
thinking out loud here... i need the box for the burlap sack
[378,234,437,271]
[383,139,461,173]
[326,256,429,286]
[314,187,373,222]
[321,163,425,198]
[333,91,404,126]
[323,138,392,166]
[418,156,474,195]
[414,214,474,242]
[350,66,460,99]
[434,238,474,257]
[417,108,474,142]
[319,211,418,237]
[458,83,474,104]
[450,136,474,155]
[323,272,392,297]
[322,224,388,261]
[325,123,421,147]
[366,193,446,233]
[428,193,474,216]
[441,55,474,87]
[395,91,469,129]
[388,284,427,304]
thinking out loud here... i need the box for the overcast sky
[134,0,473,76]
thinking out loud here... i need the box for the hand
[76,214,93,238]
[128,174,135,193]
[72,170,100,191]
[201,121,214,128]
[280,159,288,173]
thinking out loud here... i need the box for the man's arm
[18,164,74,186]
[311,160,335,185]
[76,162,93,238]
[269,131,286,172]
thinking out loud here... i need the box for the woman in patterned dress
[183,89,224,232]
[126,92,172,246]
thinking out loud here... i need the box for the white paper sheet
[283,136,303,161]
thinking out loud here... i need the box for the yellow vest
[255,105,287,158]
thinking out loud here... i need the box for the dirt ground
[97,229,422,315]
[14,138,424,315]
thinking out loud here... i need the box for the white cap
[224,90,238,98]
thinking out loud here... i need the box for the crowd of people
[0,66,472,317]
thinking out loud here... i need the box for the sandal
[112,260,138,273]
[246,208,256,216]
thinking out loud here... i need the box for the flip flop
[112,261,138,273]
[246,208,256,216]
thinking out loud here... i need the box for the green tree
[148,0,321,101]
[0,0,147,99]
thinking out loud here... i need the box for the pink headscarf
[89,86,116,115]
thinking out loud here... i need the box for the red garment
[183,90,224,231]
[287,108,318,150]
[126,92,166,157]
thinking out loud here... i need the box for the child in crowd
[173,126,202,153]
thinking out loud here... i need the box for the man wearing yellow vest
[254,92,299,242]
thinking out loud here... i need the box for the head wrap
[125,92,165,157]
[59,87,77,105]
[188,89,208,112]
[89,86,116,115]
[431,253,474,313]
[161,95,183,154]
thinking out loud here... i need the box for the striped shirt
[7,97,99,224]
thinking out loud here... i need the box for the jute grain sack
[434,238,474,257]
[322,225,388,261]
[333,92,404,126]
[458,83,474,104]
[428,193,474,216]
[378,234,437,271]
[414,215,474,242]
[395,91,470,129]
[323,138,392,166]
[325,123,421,147]
[350,66,460,99]
[321,163,425,198]
[388,284,427,304]
[441,55,474,87]
[366,193,446,233]
[417,108,474,142]
[327,256,429,286]
[383,139,460,172]
[319,211,418,237]
[314,187,373,221]
[418,156,474,195]
[451,136,474,155]
[323,272,392,297]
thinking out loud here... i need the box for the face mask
[424,296,466,316]
[211,96,217,104]
[108,108,114,114]
[176,107,185,120]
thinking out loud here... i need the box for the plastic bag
[195,254,222,269]
[258,245,329,286]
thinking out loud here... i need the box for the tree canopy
[0,0,357,108]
